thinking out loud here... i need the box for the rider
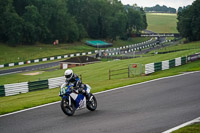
[64,69,91,100]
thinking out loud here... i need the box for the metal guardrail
[28,80,49,92]
[0,85,5,97]
[4,82,29,96]
[0,74,82,97]
[145,56,188,75]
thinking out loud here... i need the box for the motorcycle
[59,83,97,116]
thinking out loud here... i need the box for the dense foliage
[177,0,200,41]
[0,0,147,46]
[144,4,176,13]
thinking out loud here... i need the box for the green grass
[0,41,200,115]
[172,123,200,133]
[0,37,150,65]
[146,13,178,33]
[0,59,200,115]
[0,41,200,85]
[0,42,94,65]
[149,41,200,55]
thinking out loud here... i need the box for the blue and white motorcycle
[59,83,97,116]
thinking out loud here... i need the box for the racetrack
[1,72,200,133]
[0,61,59,76]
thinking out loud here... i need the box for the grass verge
[0,58,200,115]
[0,37,149,64]
[1,41,200,85]
[146,13,178,33]
[0,41,200,115]
[172,123,200,133]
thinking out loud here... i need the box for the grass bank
[146,13,178,33]
[172,123,200,133]
[1,41,200,85]
[0,37,149,64]
[0,41,200,115]
[149,41,200,55]
[0,60,199,115]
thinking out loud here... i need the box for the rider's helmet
[64,69,73,80]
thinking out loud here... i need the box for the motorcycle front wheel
[87,94,97,111]
[61,98,75,116]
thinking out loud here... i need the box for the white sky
[120,0,195,9]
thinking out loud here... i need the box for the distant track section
[135,33,180,37]
[0,62,59,76]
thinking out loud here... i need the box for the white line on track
[0,71,200,118]
[162,117,200,133]
[0,71,22,76]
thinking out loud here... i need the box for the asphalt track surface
[0,61,59,76]
[1,72,200,133]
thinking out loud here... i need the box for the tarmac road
[0,61,59,76]
[1,71,200,133]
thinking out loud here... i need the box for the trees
[0,0,23,46]
[22,5,42,44]
[145,4,176,13]
[0,0,148,45]
[177,7,183,13]
[126,7,147,35]
[177,0,200,41]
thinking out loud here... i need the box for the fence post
[109,69,111,80]
[128,67,130,78]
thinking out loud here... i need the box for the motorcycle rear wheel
[87,94,97,111]
[61,98,75,116]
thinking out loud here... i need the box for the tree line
[177,0,200,41]
[144,4,176,13]
[0,0,147,46]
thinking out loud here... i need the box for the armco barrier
[48,76,65,89]
[4,82,29,96]
[0,75,74,97]
[175,57,181,66]
[28,80,49,92]
[162,60,169,70]
[169,59,175,68]
[145,56,187,75]
[187,53,200,62]
[154,62,162,72]
[0,85,5,97]
[145,63,155,74]
[181,57,187,65]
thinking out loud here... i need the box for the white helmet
[64,69,73,80]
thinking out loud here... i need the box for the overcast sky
[120,0,195,9]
